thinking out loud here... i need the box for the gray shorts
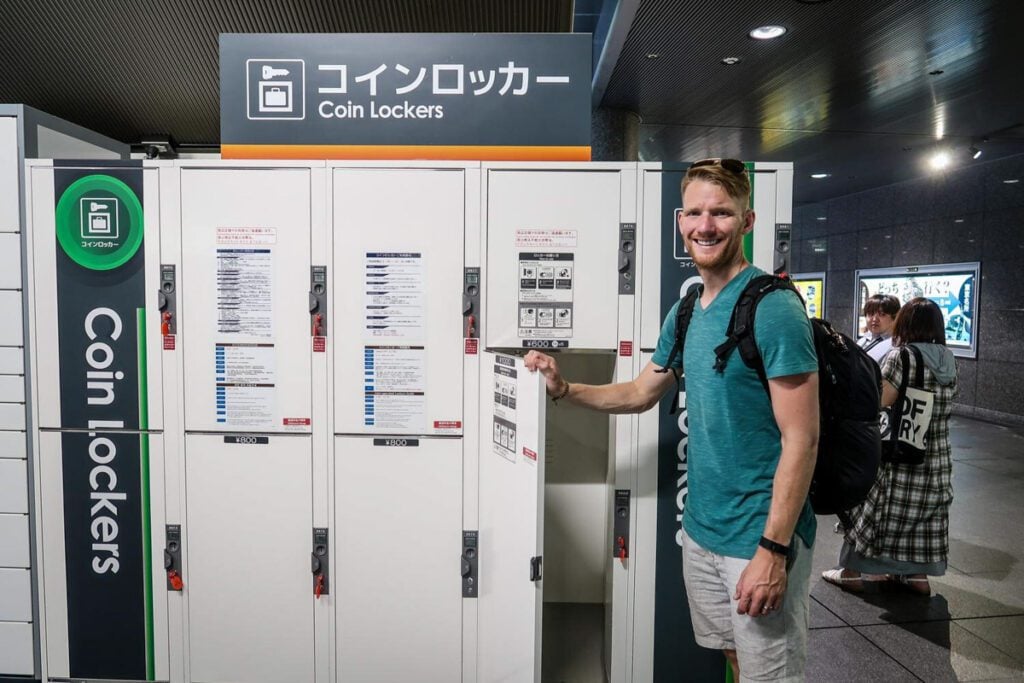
[681,527,812,682]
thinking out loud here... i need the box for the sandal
[888,574,931,596]
[822,568,868,593]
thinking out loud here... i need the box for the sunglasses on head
[689,158,746,175]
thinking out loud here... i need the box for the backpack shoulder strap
[712,275,803,393]
[888,347,913,450]
[861,336,883,353]
[907,344,925,387]
[654,285,701,414]
[654,285,701,375]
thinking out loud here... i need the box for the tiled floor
[808,416,1024,682]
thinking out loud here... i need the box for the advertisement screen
[855,263,980,358]
[790,272,825,319]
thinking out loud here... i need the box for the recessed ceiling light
[721,56,741,65]
[1004,179,1020,184]
[954,219,964,223]
[810,173,831,179]
[749,25,787,40]
[646,53,660,60]
[816,216,827,221]
[929,150,952,171]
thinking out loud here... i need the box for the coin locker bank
[23,158,790,683]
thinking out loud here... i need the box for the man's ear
[742,209,756,234]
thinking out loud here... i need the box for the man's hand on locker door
[524,351,567,399]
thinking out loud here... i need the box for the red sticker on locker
[283,417,311,426]
[619,341,633,357]
[313,336,326,353]
[433,420,462,430]
[163,335,176,351]
[523,447,537,461]
[464,338,479,355]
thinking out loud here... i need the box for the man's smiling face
[678,179,754,272]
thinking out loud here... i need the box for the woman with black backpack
[823,297,958,595]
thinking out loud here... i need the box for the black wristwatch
[758,536,790,557]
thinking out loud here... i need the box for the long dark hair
[892,297,946,347]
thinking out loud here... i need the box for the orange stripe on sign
[221,144,592,161]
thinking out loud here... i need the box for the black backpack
[656,274,881,518]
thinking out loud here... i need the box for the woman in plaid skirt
[823,298,958,595]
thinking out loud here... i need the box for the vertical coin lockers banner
[52,164,153,680]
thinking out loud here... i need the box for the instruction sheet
[363,345,426,431]
[215,343,276,427]
[517,251,574,339]
[364,252,426,341]
[492,356,518,463]
[216,247,274,338]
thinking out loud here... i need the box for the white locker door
[478,352,546,683]
[335,435,462,681]
[26,164,164,430]
[180,168,312,433]
[485,169,623,350]
[184,433,313,683]
[0,117,19,233]
[332,168,465,436]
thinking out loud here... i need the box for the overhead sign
[220,33,591,161]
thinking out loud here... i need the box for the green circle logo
[55,174,144,270]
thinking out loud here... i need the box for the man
[525,159,819,681]
[857,294,900,363]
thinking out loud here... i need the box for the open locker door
[478,352,545,683]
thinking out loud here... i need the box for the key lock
[618,224,636,295]
[462,530,479,598]
[158,265,176,336]
[613,490,631,565]
[311,528,329,599]
[463,267,481,339]
[310,266,328,338]
[164,525,183,591]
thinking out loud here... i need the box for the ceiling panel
[601,0,1024,202]
[0,0,1020,203]
[0,0,572,145]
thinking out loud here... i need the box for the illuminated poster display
[854,262,980,358]
[790,272,825,318]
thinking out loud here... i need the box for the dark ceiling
[1,0,1021,205]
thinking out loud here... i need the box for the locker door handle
[314,574,325,599]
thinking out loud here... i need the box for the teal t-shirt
[652,266,818,559]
